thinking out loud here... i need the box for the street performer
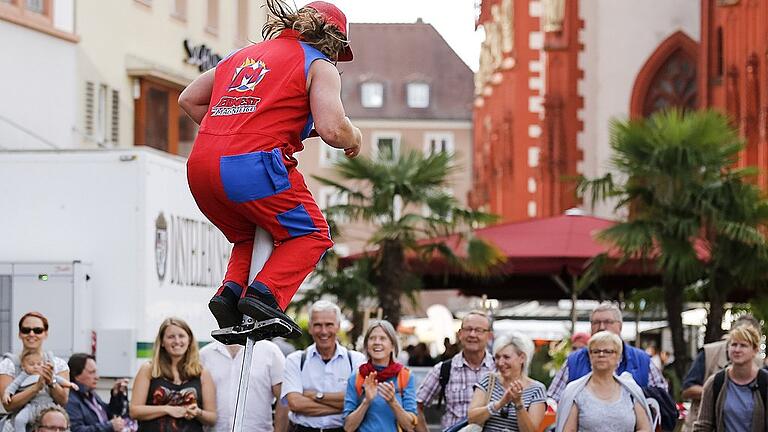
[179,0,361,337]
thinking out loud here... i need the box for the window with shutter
[111,90,120,145]
[84,81,95,137]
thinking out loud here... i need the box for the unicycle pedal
[211,318,293,345]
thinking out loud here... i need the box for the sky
[294,0,483,71]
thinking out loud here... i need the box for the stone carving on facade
[500,0,513,53]
[542,0,566,32]
[475,0,515,96]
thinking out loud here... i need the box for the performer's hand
[378,381,397,405]
[344,127,362,158]
[363,372,378,403]
[166,405,187,419]
[2,393,10,405]
[344,143,360,158]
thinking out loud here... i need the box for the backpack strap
[437,357,453,408]
[300,350,306,371]
[347,350,353,373]
[355,371,365,396]
[397,367,411,398]
[757,368,768,411]
[712,369,727,423]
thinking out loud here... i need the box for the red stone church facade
[473,0,765,221]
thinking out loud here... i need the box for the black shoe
[208,282,242,329]
[237,282,302,339]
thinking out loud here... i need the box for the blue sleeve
[402,374,417,414]
[342,373,361,419]
[682,350,706,389]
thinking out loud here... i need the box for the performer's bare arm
[179,69,216,125]
[308,60,361,157]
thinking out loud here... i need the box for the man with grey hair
[281,300,365,432]
[547,302,668,403]
[415,310,496,432]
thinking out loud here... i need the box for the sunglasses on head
[20,326,45,335]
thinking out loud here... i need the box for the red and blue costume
[187,30,335,334]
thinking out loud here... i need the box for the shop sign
[183,39,223,72]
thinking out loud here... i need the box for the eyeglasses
[460,327,490,335]
[589,349,617,356]
[38,426,69,432]
[590,319,617,327]
[20,327,45,335]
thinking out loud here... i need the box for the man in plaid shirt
[546,302,668,404]
[415,311,496,431]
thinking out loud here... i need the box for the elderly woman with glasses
[556,331,652,432]
[466,332,546,432]
[32,406,71,432]
[0,312,71,417]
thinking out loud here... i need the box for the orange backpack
[354,367,411,398]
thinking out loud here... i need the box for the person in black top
[129,318,217,432]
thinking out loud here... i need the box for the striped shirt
[473,375,546,432]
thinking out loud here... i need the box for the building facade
[75,0,267,155]
[700,0,768,187]
[0,0,78,150]
[473,0,700,220]
[298,21,475,254]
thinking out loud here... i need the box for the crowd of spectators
[1,303,764,432]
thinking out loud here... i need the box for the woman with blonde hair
[557,331,652,432]
[180,0,362,339]
[466,331,546,432]
[343,320,417,432]
[130,318,216,432]
[694,325,766,432]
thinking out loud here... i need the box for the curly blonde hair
[262,0,349,61]
[150,317,202,382]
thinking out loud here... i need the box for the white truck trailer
[0,148,231,377]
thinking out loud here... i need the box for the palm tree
[313,150,502,327]
[579,109,768,378]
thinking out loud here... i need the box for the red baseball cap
[303,1,353,61]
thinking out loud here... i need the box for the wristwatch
[315,392,325,400]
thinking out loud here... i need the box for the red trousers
[187,138,333,310]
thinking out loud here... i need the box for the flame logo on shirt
[228,58,270,93]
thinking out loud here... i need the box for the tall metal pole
[231,227,273,432]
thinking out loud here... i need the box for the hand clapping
[377,381,397,405]
[363,372,378,403]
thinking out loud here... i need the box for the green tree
[579,109,768,378]
[313,150,503,327]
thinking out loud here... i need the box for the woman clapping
[467,332,546,432]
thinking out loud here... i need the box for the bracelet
[515,403,524,411]
[486,401,499,415]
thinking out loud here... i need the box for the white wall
[578,0,699,218]
[0,21,77,150]
[0,149,223,346]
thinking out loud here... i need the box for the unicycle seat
[211,317,295,345]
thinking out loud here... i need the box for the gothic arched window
[630,31,699,118]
